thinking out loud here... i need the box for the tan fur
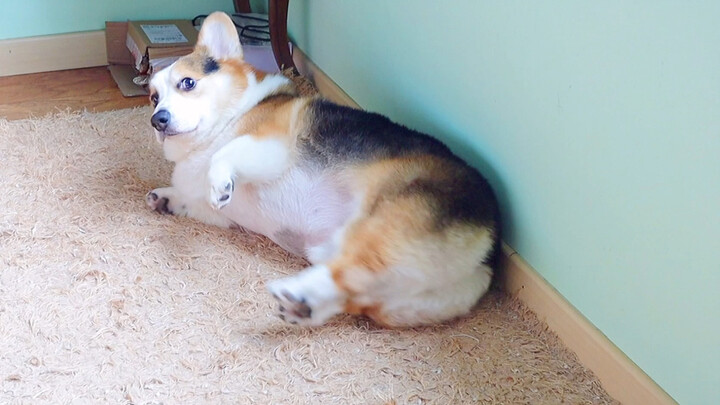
[236,96,307,140]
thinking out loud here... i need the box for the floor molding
[0,31,107,77]
[2,30,675,404]
[499,244,675,404]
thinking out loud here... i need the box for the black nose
[151,110,171,131]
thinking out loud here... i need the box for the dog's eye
[150,93,159,106]
[178,77,196,91]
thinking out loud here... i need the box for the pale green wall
[287,1,719,404]
[0,0,236,40]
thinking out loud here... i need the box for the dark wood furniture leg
[233,0,252,13]
[268,0,298,73]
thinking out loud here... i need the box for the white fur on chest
[170,149,215,201]
[171,152,357,260]
[221,167,357,259]
[160,67,358,260]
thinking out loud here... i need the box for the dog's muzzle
[151,109,171,132]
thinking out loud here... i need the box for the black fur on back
[301,99,502,266]
[302,99,459,164]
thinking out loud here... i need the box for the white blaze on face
[149,66,204,137]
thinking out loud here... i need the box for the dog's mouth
[155,127,197,143]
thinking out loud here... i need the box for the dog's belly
[221,167,357,259]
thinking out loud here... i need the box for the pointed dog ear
[196,12,243,60]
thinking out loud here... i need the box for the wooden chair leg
[233,0,252,13]
[268,0,298,73]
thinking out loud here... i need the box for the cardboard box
[126,19,198,74]
[106,21,148,97]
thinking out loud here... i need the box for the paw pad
[146,191,173,214]
[209,178,234,210]
[278,291,312,319]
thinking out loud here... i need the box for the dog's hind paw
[267,265,345,327]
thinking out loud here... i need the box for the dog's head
[148,12,248,144]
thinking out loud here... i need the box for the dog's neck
[162,71,297,163]
[226,70,297,120]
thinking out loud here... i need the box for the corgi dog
[146,12,500,327]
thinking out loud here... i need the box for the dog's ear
[196,12,243,60]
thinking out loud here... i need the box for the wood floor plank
[0,67,148,120]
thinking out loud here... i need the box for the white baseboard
[0,31,107,77]
[500,244,675,404]
[0,30,675,404]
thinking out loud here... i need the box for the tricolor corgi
[146,12,501,327]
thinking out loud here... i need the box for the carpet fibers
[0,108,617,404]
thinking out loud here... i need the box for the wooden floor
[0,67,148,120]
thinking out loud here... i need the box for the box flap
[107,65,148,97]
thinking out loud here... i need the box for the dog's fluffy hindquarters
[147,12,501,327]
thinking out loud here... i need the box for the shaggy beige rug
[0,108,617,404]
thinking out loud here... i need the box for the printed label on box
[141,24,188,44]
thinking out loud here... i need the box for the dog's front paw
[146,188,174,215]
[207,164,235,210]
